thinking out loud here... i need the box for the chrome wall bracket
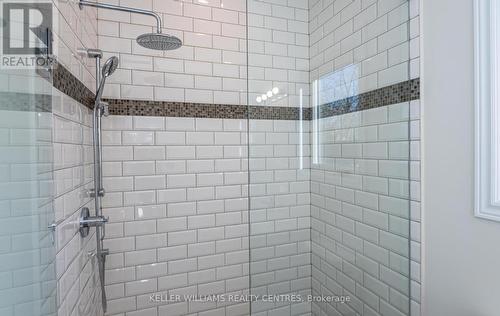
[89,188,105,198]
[47,221,60,245]
[79,207,108,238]
[98,101,109,117]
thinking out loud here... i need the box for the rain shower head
[136,33,183,51]
[79,0,183,51]
[102,56,119,77]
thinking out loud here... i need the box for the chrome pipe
[95,103,104,200]
[79,0,162,33]
[91,52,102,218]
[80,216,108,228]
[93,73,102,217]
[88,49,108,313]
[98,249,109,312]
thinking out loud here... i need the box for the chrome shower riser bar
[79,0,163,33]
[86,47,111,314]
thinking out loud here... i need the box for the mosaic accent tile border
[46,61,420,120]
[105,78,419,120]
[105,99,311,121]
[317,78,420,118]
[106,99,245,118]
[248,105,312,120]
[52,61,94,109]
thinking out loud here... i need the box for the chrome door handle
[47,223,56,245]
[47,220,63,245]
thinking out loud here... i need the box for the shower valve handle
[79,207,108,238]
[80,216,108,227]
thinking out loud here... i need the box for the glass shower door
[0,2,57,314]
[0,69,56,316]
[247,0,414,315]
[309,0,414,314]
[246,0,312,314]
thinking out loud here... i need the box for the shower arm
[79,0,163,33]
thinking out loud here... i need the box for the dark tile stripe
[46,60,420,120]
[106,99,247,119]
[52,61,94,108]
[105,80,419,120]
[317,79,420,118]
[0,91,52,112]
[248,105,312,120]
[105,99,312,121]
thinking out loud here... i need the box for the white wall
[422,0,500,315]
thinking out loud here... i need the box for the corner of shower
[0,0,418,315]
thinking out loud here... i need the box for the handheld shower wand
[95,56,118,104]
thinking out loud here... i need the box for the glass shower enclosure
[0,43,57,315]
[0,0,415,315]
[0,1,56,314]
[247,0,414,315]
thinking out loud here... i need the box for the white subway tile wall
[0,106,57,315]
[0,0,96,107]
[48,1,103,315]
[52,0,98,92]
[96,1,420,316]
[52,88,103,316]
[1,0,101,314]
[309,0,419,104]
[310,102,417,316]
[101,116,249,315]
[0,0,424,315]
[248,119,312,315]
[247,0,310,107]
[97,0,247,104]
[97,0,310,108]
[308,0,421,315]
[409,102,421,316]
[101,116,312,315]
